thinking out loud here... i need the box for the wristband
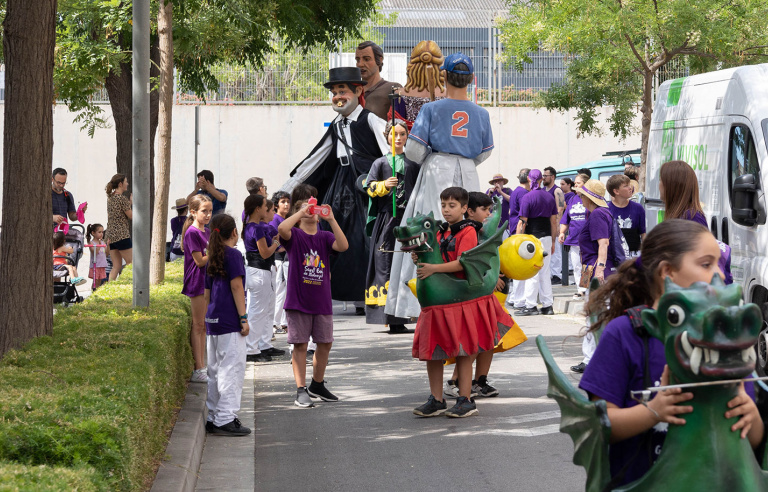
[239,314,247,320]
[240,319,248,324]
[597,262,606,267]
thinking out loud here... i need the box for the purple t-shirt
[518,189,557,238]
[486,187,512,228]
[271,215,287,260]
[578,206,614,272]
[560,195,589,246]
[182,226,209,297]
[507,186,529,234]
[609,201,646,252]
[204,246,246,336]
[282,227,336,315]
[683,210,708,227]
[243,222,274,253]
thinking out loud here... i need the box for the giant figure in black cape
[279,67,390,301]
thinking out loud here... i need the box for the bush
[0,263,192,491]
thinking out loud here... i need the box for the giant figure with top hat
[280,67,390,302]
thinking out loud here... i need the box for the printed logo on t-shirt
[571,202,586,217]
[205,317,219,324]
[617,216,633,228]
[302,249,326,286]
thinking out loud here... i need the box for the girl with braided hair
[389,40,447,129]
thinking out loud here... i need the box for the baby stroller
[53,224,85,305]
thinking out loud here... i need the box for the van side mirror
[732,174,759,226]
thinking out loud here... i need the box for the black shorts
[110,237,132,251]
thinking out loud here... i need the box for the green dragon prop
[538,276,768,491]
[392,197,506,307]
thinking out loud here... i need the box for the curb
[150,382,207,492]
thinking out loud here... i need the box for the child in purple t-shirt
[277,198,349,408]
[182,195,213,383]
[579,219,762,485]
[271,192,291,334]
[242,194,283,363]
[203,214,251,436]
[607,174,645,257]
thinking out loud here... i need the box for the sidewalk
[191,297,587,492]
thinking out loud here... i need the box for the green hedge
[0,263,192,491]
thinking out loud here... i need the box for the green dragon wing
[460,221,505,287]
[536,335,611,492]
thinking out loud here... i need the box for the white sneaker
[443,380,460,398]
[190,368,209,383]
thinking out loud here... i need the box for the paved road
[242,303,588,492]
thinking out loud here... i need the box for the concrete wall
[0,103,640,239]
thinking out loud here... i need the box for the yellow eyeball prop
[499,234,545,281]
[407,278,418,298]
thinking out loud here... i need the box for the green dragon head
[641,275,761,384]
[393,211,439,254]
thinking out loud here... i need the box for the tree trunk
[0,0,56,357]
[104,33,160,215]
[150,0,173,285]
[638,69,654,193]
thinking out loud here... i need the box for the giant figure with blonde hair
[389,40,446,128]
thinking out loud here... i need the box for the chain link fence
[0,8,691,106]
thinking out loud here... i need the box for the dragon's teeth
[704,348,711,363]
[743,347,755,363]
[681,331,693,357]
[710,349,719,364]
[690,346,702,375]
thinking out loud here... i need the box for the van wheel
[757,303,768,377]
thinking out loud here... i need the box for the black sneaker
[445,396,478,418]
[473,376,499,397]
[205,420,216,433]
[295,387,315,408]
[263,347,286,356]
[210,418,251,436]
[539,306,554,315]
[517,307,539,316]
[413,395,447,417]
[551,275,561,283]
[246,353,272,362]
[355,307,366,316]
[307,379,339,402]
[571,362,586,373]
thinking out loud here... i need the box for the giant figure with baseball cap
[280,67,389,302]
[385,52,494,319]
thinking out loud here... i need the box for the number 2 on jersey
[451,111,469,138]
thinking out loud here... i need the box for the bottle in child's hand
[307,197,331,218]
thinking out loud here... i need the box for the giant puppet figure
[280,67,390,302]
[385,52,494,320]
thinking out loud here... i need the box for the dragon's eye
[666,305,685,327]
[424,222,431,229]
[518,241,536,260]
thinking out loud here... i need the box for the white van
[645,64,768,372]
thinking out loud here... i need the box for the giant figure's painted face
[329,83,362,117]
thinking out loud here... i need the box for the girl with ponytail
[203,214,251,436]
[182,194,213,383]
[579,219,762,486]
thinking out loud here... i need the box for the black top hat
[324,67,368,89]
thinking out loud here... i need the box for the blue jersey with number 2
[408,99,494,160]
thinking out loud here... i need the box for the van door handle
[721,217,730,245]
[710,217,719,240]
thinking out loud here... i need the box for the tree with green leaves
[498,0,768,188]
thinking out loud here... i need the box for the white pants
[245,266,275,354]
[206,332,247,427]
[507,278,527,308]
[273,259,289,328]
[524,236,553,309]
[582,331,596,364]
[550,239,563,278]
[569,245,587,294]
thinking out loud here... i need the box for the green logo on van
[667,78,686,106]
[661,121,675,163]
[659,120,709,171]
